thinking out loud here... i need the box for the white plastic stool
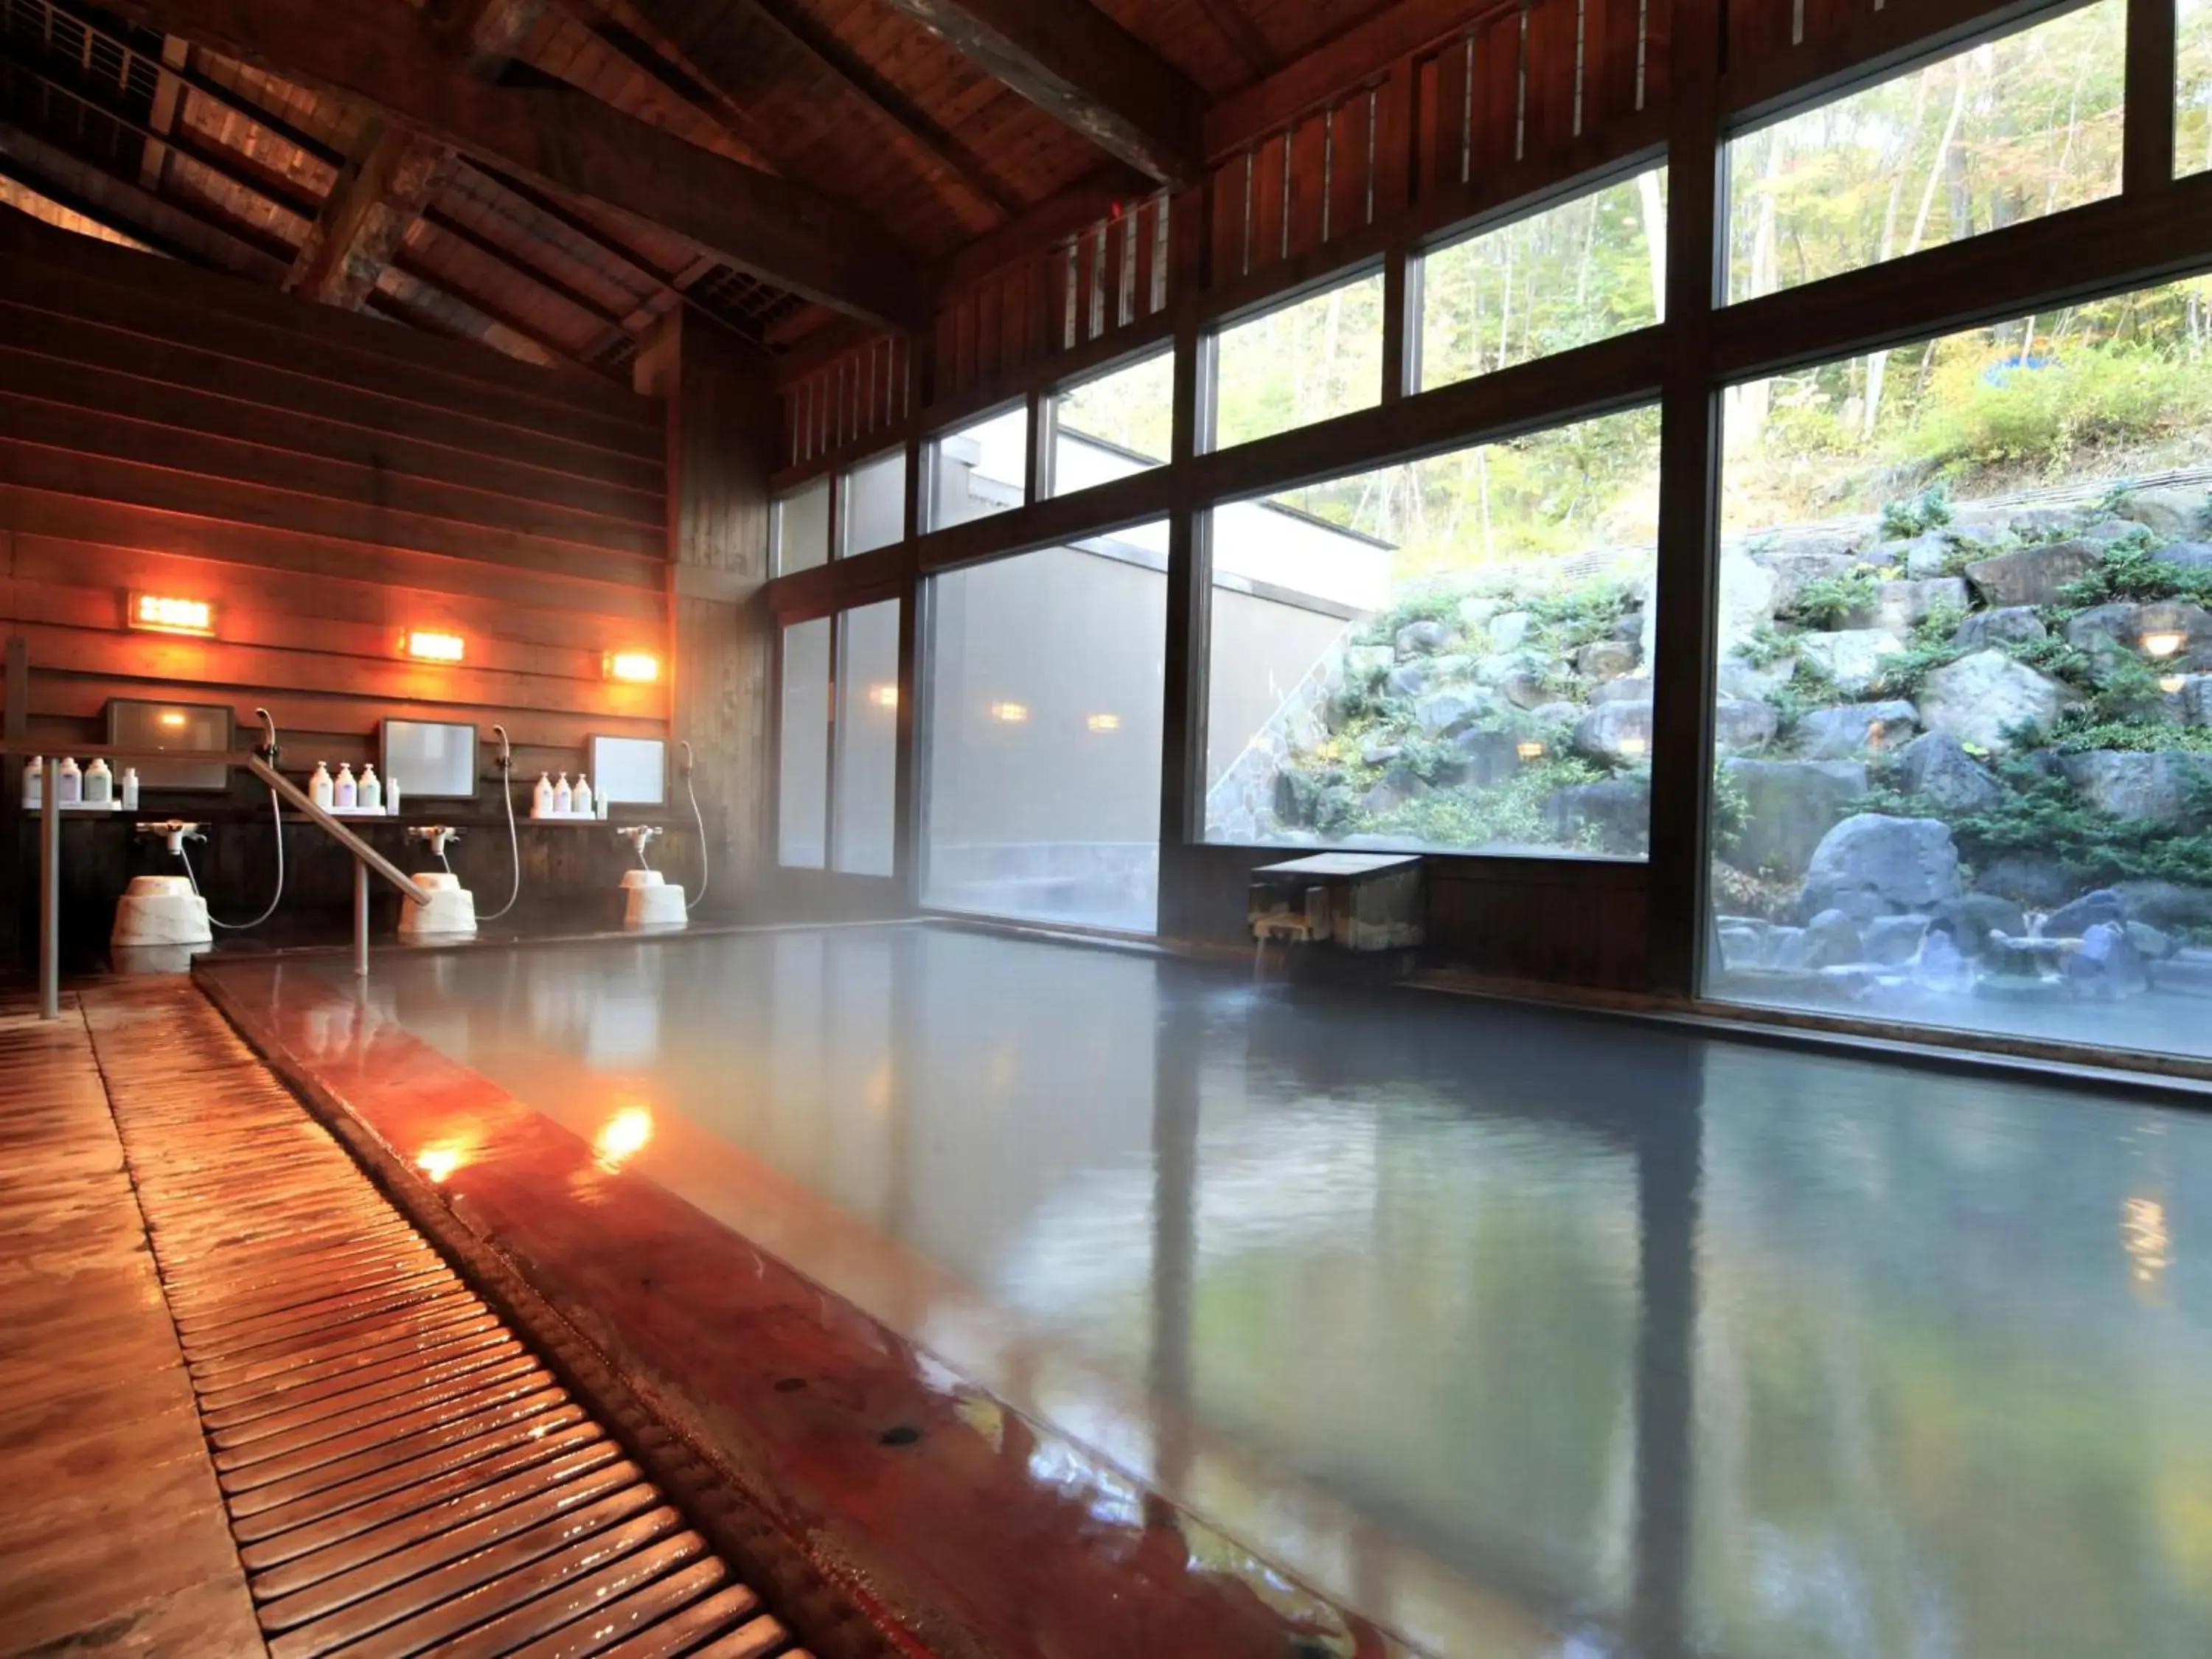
[111,874,212,949]
[398,871,477,938]
[621,868,687,929]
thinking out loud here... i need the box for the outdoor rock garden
[1224,476,2212,1012]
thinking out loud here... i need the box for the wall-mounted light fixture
[2163,674,2188,695]
[869,684,900,709]
[1086,712,1121,732]
[403,630,466,663]
[1616,737,1649,759]
[990,701,1029,723]
[2141,630,2187,660]
[605,651,661,684]
[128,592,215,636]
[1516,740,1545,760]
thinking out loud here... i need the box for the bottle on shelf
[553,773,572,815]
[24,757,41,811]
[573,774,593,818]
[533,772,554,818]
[335,763,357,810]
[120,768,139,811]
[358,765,383,812]
[386,776,401,816]
[310,761,334,809]
[84,757,112,803]
[58,757,80,804]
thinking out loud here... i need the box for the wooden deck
[0,981,811,1659]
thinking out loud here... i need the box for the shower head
[490,723,512,771]
[253,706,278,765]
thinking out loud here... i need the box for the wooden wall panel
[0,211,672,790]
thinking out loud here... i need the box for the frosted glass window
[1050,348,1172,498]
[929,406,1028,529]
[775,478,830,576]
[841,449,907,557]
[1211,269,1385,451]
[833,600,900,877]
[1725,2,2124,304]
[1419,166,1666,392]
[778,619,830,869]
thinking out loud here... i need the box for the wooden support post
[2126,0,2179,197]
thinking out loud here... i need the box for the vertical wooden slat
[1374,60,1413,220]
[1132,195,1159,321]
[1326,92,1371,243]
[1728,0,1791,83]
[1589,0,1644,130]
[1251,131,1290,274]
[1641,0,1670,114]
[1209,154,1248,288]
[1477,10,1520,180]
[1286,109,1330,256]
[978,276,1003,384]
[1071,226,1098,344]
[1526,0,1581,161]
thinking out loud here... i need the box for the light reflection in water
[593,1102,655,1172]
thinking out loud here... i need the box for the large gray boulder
[1893,730,2004,813]
[1979,853,2075,908]
[2045,887,2126,938]
[1932,894,2028,957]
[1414,689,1483,734]
[1545,779,1649,855]
[1576,639,1638,682]
[1801,814,1962,920]
[1871,577,1970,633]
[2065,600,2212,680]
[1803,908,1865,968]
[1798,629,1906,695]
[1488,611,1534,650]
[1646,544,1775,667]
[1573,698,1653,760]
[2064,921,2148,998]
[1591,676,1653,706]
[1361,765,1431,815]
[1795,700,1918,760]
[1952,606,2048,652]
[1916,649,2076,750]
[1864,914,1930,966]
[2112,880,2212,931]
[1889,532,1957,580]
[1457,595,1503,632]
[1386,661,1436,698]
[1964,540,2101,607]
[1722,759,1868,880]
[2153,540,2212,572]
[1396,619,1454,658]
[1716,648,1796,700]
[2115,485,2211,541]
[2059,751,2212,824]
[1714,697,1780,755]
[1453,727,1524,788]
[1763,549,1860,616]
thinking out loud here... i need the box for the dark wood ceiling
[0,0,1418,378]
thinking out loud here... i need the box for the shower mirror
[107,698,234,790]
[590,735,666,805]
[380,719,479,801]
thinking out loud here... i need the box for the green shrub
[1790,568,1882,628]
[2053,543,2212,609]
[1879,484,1955,538]
[1905,345,2212,480]
[1866,602,1970,697]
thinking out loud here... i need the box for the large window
[1706,271,2212,1060]
[924,530,1167,932]
[841,448,907,557]
[928,405,1027,529]
[1048,348,1172,497]
[1725,1,2124,304]
[1210,268,1385,451]
[1419,165,1666,392]
[773,478,830,577]
[2185,0,2212,178]
[833,600,900,877]
[1205,406,1663,857]
[777,618,831,869]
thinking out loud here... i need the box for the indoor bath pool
[214,924,2212,1659]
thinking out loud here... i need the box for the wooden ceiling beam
[285,117,456,307]
[874,0,1203,185]
[100,0,928,328]
[1192,0,1276,78]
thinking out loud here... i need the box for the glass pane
[776,618,830,869]
[841,448,906,557]
[1050,347,1174,497]
[925,529,1167,932]
[1707,271,2212,1064]
[2185,0,2212,178]
[1204,406,1662,857]
[1211,269,1385,451]
[774,477,830,576]
[1725,1,2124,305]
[928,406,1028,529]
[1419,165,1667,392]
[832,599,900,877]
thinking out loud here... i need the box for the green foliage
[1788,568,1882,628]
[1737,623,1799,669]
[1355,591,1463,646]
[1908,346,2212,479]
[1362,752,1603,852]
[2002,631,2096,684]
[1865,602,1969,697]
[1879,484,1954,540]
[1764,657,1846,735]
[1525,580,1638,651]
[2045,714,2212,756]
[2053,544,2212,609]
[1938,757,2212,888]
[1711,762,1750,863]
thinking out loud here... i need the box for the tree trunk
[1636,167,1666,319]
[1861,68,1968,443]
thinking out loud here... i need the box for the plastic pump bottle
[121,768,139,812]
[23,757,40,810]
[533,772,554,818]
[85,757,112,804]
[553,773,572,815]
[358,765,383,813]
[386,777,401,816]
[58,757,80,804]
[310,762,334,809]
[335,764,358,810]
[572,774,593,818]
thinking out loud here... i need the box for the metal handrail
[21,749,436,1018]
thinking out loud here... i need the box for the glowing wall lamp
[990,701,1029,723]
[403,630,466,663]
[1086,712,1121,732]
[2140,630,2187,660]
[605,651,661,684]
[128,592,215,636]
[868,684,900,709]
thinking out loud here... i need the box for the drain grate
[83,984,810,1659]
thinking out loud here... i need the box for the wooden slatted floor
[32,979,814,1659]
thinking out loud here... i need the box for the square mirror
[380,719,479,801]
[107,699,234,790]
[591,735,666,806]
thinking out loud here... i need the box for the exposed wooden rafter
[1192,0,1276,77]
[100,0,928,328]
[874,0,1203,185]
[285,118,455,307]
